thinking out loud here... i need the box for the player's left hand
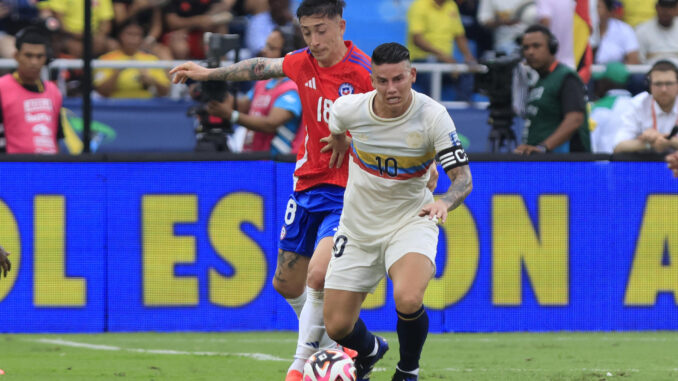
[320,133,351,168]
[419,199,450,224]
[0,245,11,279]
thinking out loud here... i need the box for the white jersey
[329,89,465,239]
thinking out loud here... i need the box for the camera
[188,33,241,152]
[475,52,522,152]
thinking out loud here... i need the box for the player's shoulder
[414,90,447,115]
[344,42,372,76]
[283,47,312,66]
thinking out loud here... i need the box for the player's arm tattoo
[440,165,472,211]
[207,57,285,82]
[274,250,302,283]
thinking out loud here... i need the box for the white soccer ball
[303,348,356,381]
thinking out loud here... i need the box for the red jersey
[282,41,372,192]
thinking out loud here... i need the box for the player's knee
[394,292,424,315]
[272,277,304,299]
[306,266,326,290]
[324,312,353,341]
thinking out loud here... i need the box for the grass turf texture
[0,331,677,380]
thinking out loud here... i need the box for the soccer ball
[303,348,356,381]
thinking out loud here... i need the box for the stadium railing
[0,58,652,107]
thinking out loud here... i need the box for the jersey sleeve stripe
[348,58,371,73]
[341,44,355,63]
[349,53,371,68]
[289,47,309,56]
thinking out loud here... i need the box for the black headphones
[645,59,678,93]
[15,25,54,64]
[521,24,559,55]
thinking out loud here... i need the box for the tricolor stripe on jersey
[351,144,436,180]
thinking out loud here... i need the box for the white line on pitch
[31,338,288,362]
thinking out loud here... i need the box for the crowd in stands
[1,0,677,160]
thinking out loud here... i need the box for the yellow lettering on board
[0,199,20,301]
[625,195,678,305]
[208,193,267,307]
[34,196,86,306]
[142,195,198,306]
[425,205,479,309]
[493,195,569,305]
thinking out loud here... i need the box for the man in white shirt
[320,42,473,381]
[536,0,575,68]
[477,0,533,54]
[635,0,678,64]
[614,60,678,153]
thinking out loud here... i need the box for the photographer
[206,26,303,155]
[514,24,590,154]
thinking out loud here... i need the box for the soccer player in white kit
[320,42,473,381]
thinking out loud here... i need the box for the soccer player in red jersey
[171,1,372,379]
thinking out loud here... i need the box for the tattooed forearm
[440,165,472,211]
[207,57,285,82]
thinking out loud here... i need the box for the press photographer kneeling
[205,26,305,155]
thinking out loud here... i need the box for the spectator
[536,0,576,68]
[614,60,678,153]
[406,0,477,101]
[477,0,533,55]
[243,0,274,56]
[635,0,678,64]
[514,24,590,154]
[667,151,678,176]
[205,26,304,155]
[94,19,170,98]
[38,0,115,57]
[0,0,53,58]
[163,0,234,59]
[0,26,63,154]
[594,0,640,64]
[113,0,172,59]
[619,0,656,27]
[590,61,632,153]
[0,244,10,279]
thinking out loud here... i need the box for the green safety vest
[525,64,590,152]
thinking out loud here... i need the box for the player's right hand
[0,245,11,279]
[169,62,211,84]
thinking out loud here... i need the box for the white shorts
[324,216,438,293]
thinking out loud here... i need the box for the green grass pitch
[1,331,677,380]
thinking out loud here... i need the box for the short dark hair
[15,26,50,51]
[523,24,554,42]
[371,42,410,66]
[648,59,678,80]
[296,0,345,19]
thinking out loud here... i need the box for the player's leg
[287,236,335,377]
[385,220,438,381]
[272,249,310,316]
[324,232,389,381]
[388,252,434,380]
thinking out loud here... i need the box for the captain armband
[436,146,469,172]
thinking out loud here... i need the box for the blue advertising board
[0,160,676,333]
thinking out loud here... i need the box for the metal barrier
[0,58,652,106]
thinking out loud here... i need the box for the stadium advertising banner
[0,161,676,333]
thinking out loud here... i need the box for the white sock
[288,286,332,373]
[285,288,307,319]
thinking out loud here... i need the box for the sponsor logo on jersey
[449,131,462,146]
[304,77,317,89]
[338,82,354,96]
